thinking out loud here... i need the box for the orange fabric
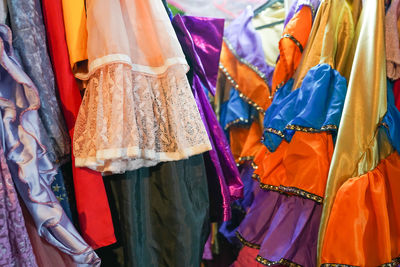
[229,121,264,162]
[272,6,313,91]
[253,131,334,197]
[321,152,400,266]
[220,42,272,111]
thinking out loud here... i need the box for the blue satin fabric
[220,88,257,132]
[263,64,348,152]
[0,25,99,266]
[382,81,400,153]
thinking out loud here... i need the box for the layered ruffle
[321,152,400,266]
[235,190,322,267]
[74,62,211,173]
[263,64,347,152]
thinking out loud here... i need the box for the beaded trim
[265,124,338,139]
[235,231,261,249]
[286,124,338,132]
[223,37,270,86]
[252,172,260,181]
[265,127,285,138]
[225,117,251,130]
[259,183,323,204]
[321,257,400,267]
[256,255,302,267]
[219,63,265,112]
[282,34,304,53]
[238,156,254,162]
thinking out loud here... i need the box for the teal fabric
[99,155,210,267]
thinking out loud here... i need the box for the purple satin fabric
[172,15,243,221]
[224,7,275,88]
[237,190,322,267]
[0,143,37,266]
[284,0,321,27]
[0,24,100,266]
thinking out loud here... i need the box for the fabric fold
[0,24,100,266]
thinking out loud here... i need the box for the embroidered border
[265,124,338,139]
[235,231,261,249]
[219,63,265,112]
[223,37,270,85]
[225,117,251,130]
[321,256,400,267]
[256,255,303,267]
[282,34,304,53]
[259,183,324,204]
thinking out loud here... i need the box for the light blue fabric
[382,81,400,154]
[263,64,348,152]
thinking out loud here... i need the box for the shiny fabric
[0,143,37,266]
[100,155,209,267]
[263,64,347,152]
[172,15,243,221]
[0,24,100,266]
[291,0,354,90]
[382,81,400,153]
[321,152,400,266]
[234,1,354,266]
[217,4,284,162]
[237,190,323,267]
[256,131,333,197]
[271,4,312,91]
[61,0,88,69]
[219,161,257,246]
[41,0,116,249]
[317,0,392,262]
[21,202,77,267]
[7,0,70,165]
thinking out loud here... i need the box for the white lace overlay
[73,63,212,173]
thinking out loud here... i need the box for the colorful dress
[233,0,354,266]
[319,0,400,265]
[73,0,211,174]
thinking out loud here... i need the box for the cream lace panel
[74,63,211,174]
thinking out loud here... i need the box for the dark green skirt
[98,155,210,267]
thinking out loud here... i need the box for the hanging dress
[233,0,354,266]
[73,0,211,174]
[0,24,100,266]
[319,0,400,265]
[41,0,116,249]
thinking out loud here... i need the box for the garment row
[0,0,245,266]
[214,0,400,266]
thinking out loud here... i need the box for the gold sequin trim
[225,118,250,130]
[259,183,323,204]
[286,124,337,132]
[265,124,338,139]
[223,37,270,85]
[238,156,254,163]
[235,231,261,249]
[219,63,265,112]
[265,127,285,138]
[321,256,400,267]
[251,161,258,170]
[282,34,304,53]
[256,255,302,267]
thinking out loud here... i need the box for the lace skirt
[73,63,212,174]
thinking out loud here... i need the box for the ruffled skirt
[74,63,212,173]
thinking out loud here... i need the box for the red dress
[41,0,116,249]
